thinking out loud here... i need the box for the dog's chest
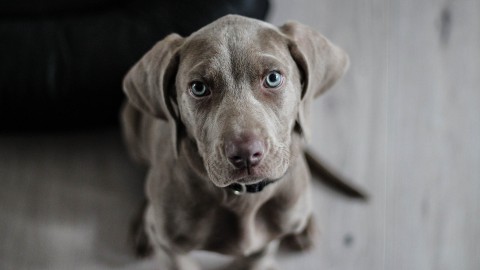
[196,192,308,256]
[156,162,312,256]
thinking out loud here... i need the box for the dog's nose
[225,135,265,170]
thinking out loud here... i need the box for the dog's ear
[280,21,349,140]
[123,34,184,157]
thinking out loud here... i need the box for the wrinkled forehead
[177,19,291,78]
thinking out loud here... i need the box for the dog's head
[123,15,349,188]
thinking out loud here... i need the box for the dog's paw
[223,258,280,270]
[280,216,316,252]
[280,233,313,252]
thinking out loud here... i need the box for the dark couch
[0,0,269,131]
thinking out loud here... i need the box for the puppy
[122,14,349,270]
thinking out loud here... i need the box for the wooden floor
[1,0,479,269]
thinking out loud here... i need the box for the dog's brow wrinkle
[190,61,206,73]
[257,53,281,61]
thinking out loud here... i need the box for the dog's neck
[227,179,278,195]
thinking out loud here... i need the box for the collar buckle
[230,183,247,195]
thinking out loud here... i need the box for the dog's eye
[263,71,284,88]
[189,81,210,97]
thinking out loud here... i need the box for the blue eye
[190,81,210,97]
[263,71,283,88]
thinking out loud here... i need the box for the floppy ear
[280,21,349,140]
[123,33,184,157]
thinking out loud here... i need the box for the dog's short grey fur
[121,15,349,270]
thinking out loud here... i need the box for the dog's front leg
[144,205,200,270]
[280,215,316,252]
[225,240,280,270]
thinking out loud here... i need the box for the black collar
[227,179,276,195]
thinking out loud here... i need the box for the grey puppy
[121,15,349,270]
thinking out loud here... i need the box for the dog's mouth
[230,166,265,182]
